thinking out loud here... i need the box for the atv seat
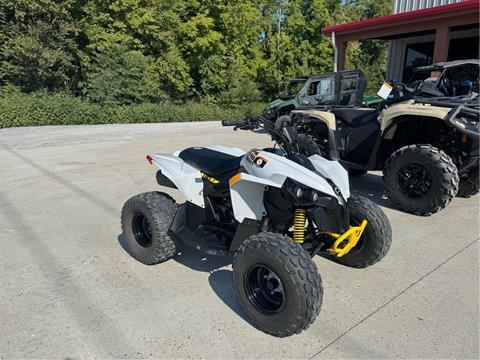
[331,108,379,127]
[179,147,242,176]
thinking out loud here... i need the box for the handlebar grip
[222,119,240,126]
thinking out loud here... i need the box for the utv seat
[179,147,242,176]
[331,108,379,127]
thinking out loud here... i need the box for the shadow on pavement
[349,172,396,210]
[118,234,250,322]
[208,270,250,323]
[174,246,251,324]
[173,245,232,272]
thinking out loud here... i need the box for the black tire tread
[121,192,177,265]
[457,165,479,198]
[275,115,292,129]
[298,134,322,156]
[337,196,392,268]
[233,232,322,337]
[383,144,459,215]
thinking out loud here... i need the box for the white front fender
[229,173,282,222]
[309,155,350,199]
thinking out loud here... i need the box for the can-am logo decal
[247,151,268,168]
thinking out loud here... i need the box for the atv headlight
[295,186,303,198]
[286,180,323,205]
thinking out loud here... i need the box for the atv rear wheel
[383,145,459,215]
[233,232,322,337]
[457,165,479,198]
[333,196,392,268]
[121,192,177,265]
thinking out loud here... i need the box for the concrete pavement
[1,122,478,359]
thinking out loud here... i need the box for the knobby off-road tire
[275,115,292,129]
[121,192,177,265]
[298,134,322,156]
[233,232,323,337]
[383,144,459,216]
[334,196,392,268]
[457,165,479,198]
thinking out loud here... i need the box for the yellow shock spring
[293,208,307,243]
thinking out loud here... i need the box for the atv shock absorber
[293,208,306,243]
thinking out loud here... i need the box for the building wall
[387,0,469,81]
[393,0,465,14]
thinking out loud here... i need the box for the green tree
[258,0,340,98]
[83,44,165,105]
[0,0,82,92]
[344,0,392,94]
[82,0,192,101]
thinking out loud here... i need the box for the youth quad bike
[121,116,392,337]
[278,86,479,216]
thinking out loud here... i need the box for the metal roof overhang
[322,0,479,42]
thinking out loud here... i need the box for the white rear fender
[229,173,281,223]
[149,154,205,207]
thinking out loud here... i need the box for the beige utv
[277,87,479,215]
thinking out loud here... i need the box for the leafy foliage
[0,91,265,128]
[0,0,392,126]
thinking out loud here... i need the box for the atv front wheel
[457,165,479,198]
[383,145,459,215]
[334,196,392,268]
[121,192,177,264]
[233,232,322,337]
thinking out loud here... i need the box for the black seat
[179,147,242,176]
[331,108,379,127]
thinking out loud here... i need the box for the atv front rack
[327,220,368,257]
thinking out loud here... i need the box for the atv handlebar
[222,117,257,130]
[223,115,303,158]
[221,119,243,127]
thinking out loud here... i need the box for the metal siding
[393,0,465,14]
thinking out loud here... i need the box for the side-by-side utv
[278,87,479,215]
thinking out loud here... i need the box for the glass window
[448,37,480,61]
[318,78,334,95]
[307,81,320,96]
[402,42,435,82]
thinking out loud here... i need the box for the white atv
[121,116,392,337]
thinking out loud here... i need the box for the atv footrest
[174,226,230,256]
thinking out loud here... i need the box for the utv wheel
[275,115,292,129]
[457,165,479,198]
[298,135,322,156]
[233,232,323,337]
[121,192,177,265]
[383,145,459,215]
[334,196,392,268]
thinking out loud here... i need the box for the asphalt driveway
[1,122,478,359]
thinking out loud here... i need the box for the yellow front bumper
[327,220,368,257]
